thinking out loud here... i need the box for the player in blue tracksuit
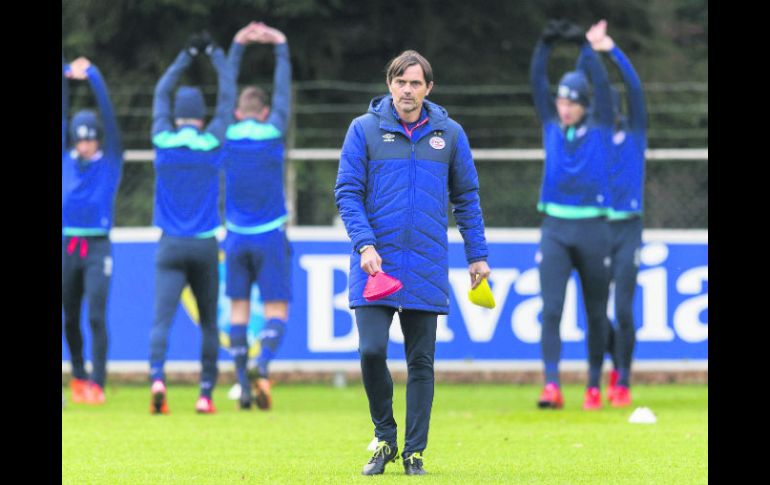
[529,20,614,410]
[577,20,647,407]
[147,33,235,415]
[221,22,292,411]
[62,56,123,405]
[335,50,490,476]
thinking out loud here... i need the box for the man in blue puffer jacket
[335,50,491,476]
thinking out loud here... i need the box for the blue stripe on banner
[62,230,708,365]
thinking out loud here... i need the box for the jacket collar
[367,94,448,134]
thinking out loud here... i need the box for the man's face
[388,64,433,117]
[555,98,586,127]
[75,140,99,159]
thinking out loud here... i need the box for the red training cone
[363,272,404,301]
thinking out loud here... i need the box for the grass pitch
[62,382,707,484]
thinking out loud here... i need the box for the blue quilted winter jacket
[335,95,488,314]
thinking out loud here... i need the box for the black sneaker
[254,378,272,410]
[238,386,252,410]
[362,441,399,475]
[403,451,426,475]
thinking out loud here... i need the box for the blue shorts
[224,228,292,301]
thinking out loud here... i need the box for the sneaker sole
[195,399,216,414]
[362,468,389,475]
[404,469,427,475]
[71,390,88,404]
[361,456,399,475]
[537,401,563,409]
[152,391,167,414]
[255,389,271,410]
[239,387,253,410]
[195,401,216,414]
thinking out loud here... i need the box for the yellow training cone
[468,276,495,309]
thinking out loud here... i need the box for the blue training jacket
[151,48,235,238]
[530,41,614,218]
[335,95,488,314]
[577,45,647,219]
[62,60,123,236]
[220,42,292,234]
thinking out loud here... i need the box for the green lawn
[62,383,708,484]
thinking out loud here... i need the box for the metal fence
[114,148,707,229]
[67,81,708,228]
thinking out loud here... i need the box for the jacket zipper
[395,116,429,313]
[399,140,416,314]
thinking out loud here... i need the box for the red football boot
[583,387,602,410]
[537,383,564,409]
